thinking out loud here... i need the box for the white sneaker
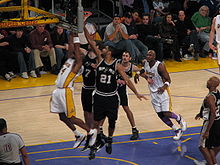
[73,134,86,149]
[8,71,16,78]
[179,115,187,131]
[4,73,12,81]
[21,72,29,79]
[173,129,183,141]
[30,70,37,78]
[88,129,97,146]
[193,160,207,165]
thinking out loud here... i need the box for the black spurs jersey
[82,54,97,89]
[117,59,133,86]
[95,59,118,96]
[200,90,220,120]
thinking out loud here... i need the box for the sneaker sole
[73,136,86,149]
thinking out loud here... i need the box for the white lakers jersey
[56,58,82,88]
[215,15,220,44]
[144,61,164,93]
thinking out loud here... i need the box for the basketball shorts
[118,85,128,106]
[150,90,170,113]
[199,119,220,148]
[81,87,94,112]
[50,88,76,118]
[217,44,220,65]
[93,93,119,122]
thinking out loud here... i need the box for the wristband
[73,37,80,43]
[164,81,170,86]
[136,71,140,75]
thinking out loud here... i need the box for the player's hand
[134,74,139,84]
[157,87,165,94]
[195,113,201,120]
[117,79,126,85]
[147,77,153,84]
[136,93,147,101]
[203,131,209,139]
[209,44,217,51]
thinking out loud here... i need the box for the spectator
[159,13,182,62]
[123,13,148,62]
[29,24,57,77]
[51,26,68,74]
[137,13,164,61]
[0,31,16,81]
[103,14,141,62]
[199,0,219,17]
[0,118,30,165]
[183,0,200,19]
[8,28,37,79]
[191,5,211,57]
[152,0,169,24]
[175,10,200,60]
[131,10,142,25]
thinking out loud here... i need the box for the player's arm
[117,63,147,100]
[84,27,102,63]
[68,32,82,74]
[158,63,171,94]
[203,95,216,139]
[20,146,30,165]
[209,17,217,51]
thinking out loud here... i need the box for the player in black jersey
[194,76,220,165]
[85,28,147,159]
[81,49,97,129]
[99,51,141,140]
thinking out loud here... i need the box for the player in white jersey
[50,32,97,149]
[134,50,187,140]
[194,76,220,165]
[0,118,30,165]
[209,7,220,73]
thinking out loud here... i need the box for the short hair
[0,118,7,131]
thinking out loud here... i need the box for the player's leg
[81,88,94,129]
[122,105,139,140]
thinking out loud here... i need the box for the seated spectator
[29,24,57,77]
[137,13,164,61]
[131,10,142,25]
[152,0,169,24]
[175,10,200,60]
[103,14,141,62]
[8,27,37,79]
[0,31,16,81]
[191,5,212,57]
[123,13,148,62]
[159,13,182,62]
[51,26,68,74]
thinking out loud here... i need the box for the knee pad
[157,112,164,119]
[108,119,116,129]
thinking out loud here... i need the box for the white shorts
[50,87,76,118]
[150,89,171,113]
[217,44,220,65]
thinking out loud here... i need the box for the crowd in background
[0,0,220,81]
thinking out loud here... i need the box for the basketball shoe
[73,134,86,149]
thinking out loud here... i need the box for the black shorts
[118,85,128,106]
[206,119,220,148]
[93,93,119,122]
[81,88,94,112]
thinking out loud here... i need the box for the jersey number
[85,69,91,78]
[100,74,111,84]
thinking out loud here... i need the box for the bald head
[209,76,220,87]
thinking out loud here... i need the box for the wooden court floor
[0,57,219,146]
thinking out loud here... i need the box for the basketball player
[134,50,187,140]
[114,51,141,140]
[50,32,97,149]
[209,7,220,73]
[0,118,30,165]
[194,76,220,165]
[85,30,147,159]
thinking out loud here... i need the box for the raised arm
[84,27,102,63]
[117,63,147,100]
[209,17,217,51]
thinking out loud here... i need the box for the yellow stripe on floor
[0,57,218,90]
